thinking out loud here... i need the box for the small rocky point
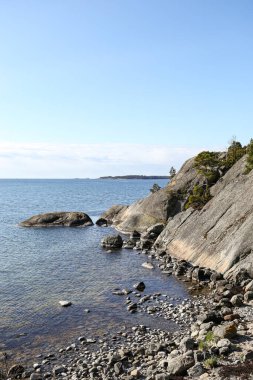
[19,212,94,228]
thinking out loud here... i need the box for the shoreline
[3,243,253,379]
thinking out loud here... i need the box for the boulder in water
[20,212,93,227]
[101,235,123,249]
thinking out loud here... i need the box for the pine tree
[169,166,176,178]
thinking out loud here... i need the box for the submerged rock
[20,212,93,227]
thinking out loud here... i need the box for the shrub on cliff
[245,138,253,174]
[194,151,220,184]
[150,183,161,193]
[226,140,246,168]
[185,184,212,210]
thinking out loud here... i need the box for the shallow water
[0,179,190,357]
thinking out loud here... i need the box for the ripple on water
[0,179,189,357]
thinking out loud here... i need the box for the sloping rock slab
[20,212,94,227]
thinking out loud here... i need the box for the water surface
[0,179,189,357]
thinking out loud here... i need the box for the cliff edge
[155,155,253,279]
[100,152,253,278]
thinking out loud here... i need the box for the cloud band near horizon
[0,142,219,178]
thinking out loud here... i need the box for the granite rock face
[101,153,253,278]
[99,158,205,232]
[155,156,253,278]
[20,212,93,227]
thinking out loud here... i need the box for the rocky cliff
[100,157,206,232]
[100,153,253,278]
[155,155,253,279]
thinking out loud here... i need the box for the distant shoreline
[99,175,170,180]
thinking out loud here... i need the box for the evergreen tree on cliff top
[226,139,246,167]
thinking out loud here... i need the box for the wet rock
[29,374,42,380]
[192,267,211,282]
[101,235,123,249]
[86,338,96,344]
[8,365,25,378]
[52,366,67,376]
[20,212,93,228]
[123,240,136,249]
[142,262,154,269]
[95,218,108,226]
[130,230,141,240]
[127,303,138,311]
[59,300,72,307]
[133,282,145,291]
[140,239,153,250]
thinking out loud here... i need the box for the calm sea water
[0,179,189,357]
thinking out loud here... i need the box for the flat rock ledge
[19,212,94,228]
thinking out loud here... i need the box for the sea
[0,179,190,358]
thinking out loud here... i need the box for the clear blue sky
[0,0,253,177]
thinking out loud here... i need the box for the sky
[0,0,253,178]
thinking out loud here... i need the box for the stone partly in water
[20,212,94,228]
[8,365,25,378]
[95,218,108,227]
[101,235,123,249]
[59,301,72,307]
[142,262,154,269]
[133,282,146,291]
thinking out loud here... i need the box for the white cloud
[0,142,215,178]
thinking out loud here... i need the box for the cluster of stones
[7,224,253,379]
[95,224,253,378]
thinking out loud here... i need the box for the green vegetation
[194,151,220,185]
[198,331,216,351]
[226,140,246,168]
[150,183,161,193]
[185,184,212,210]
[245,138,253,174]
[190,139,247,210]
[204,356,218,369]
[194,139,246,183]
